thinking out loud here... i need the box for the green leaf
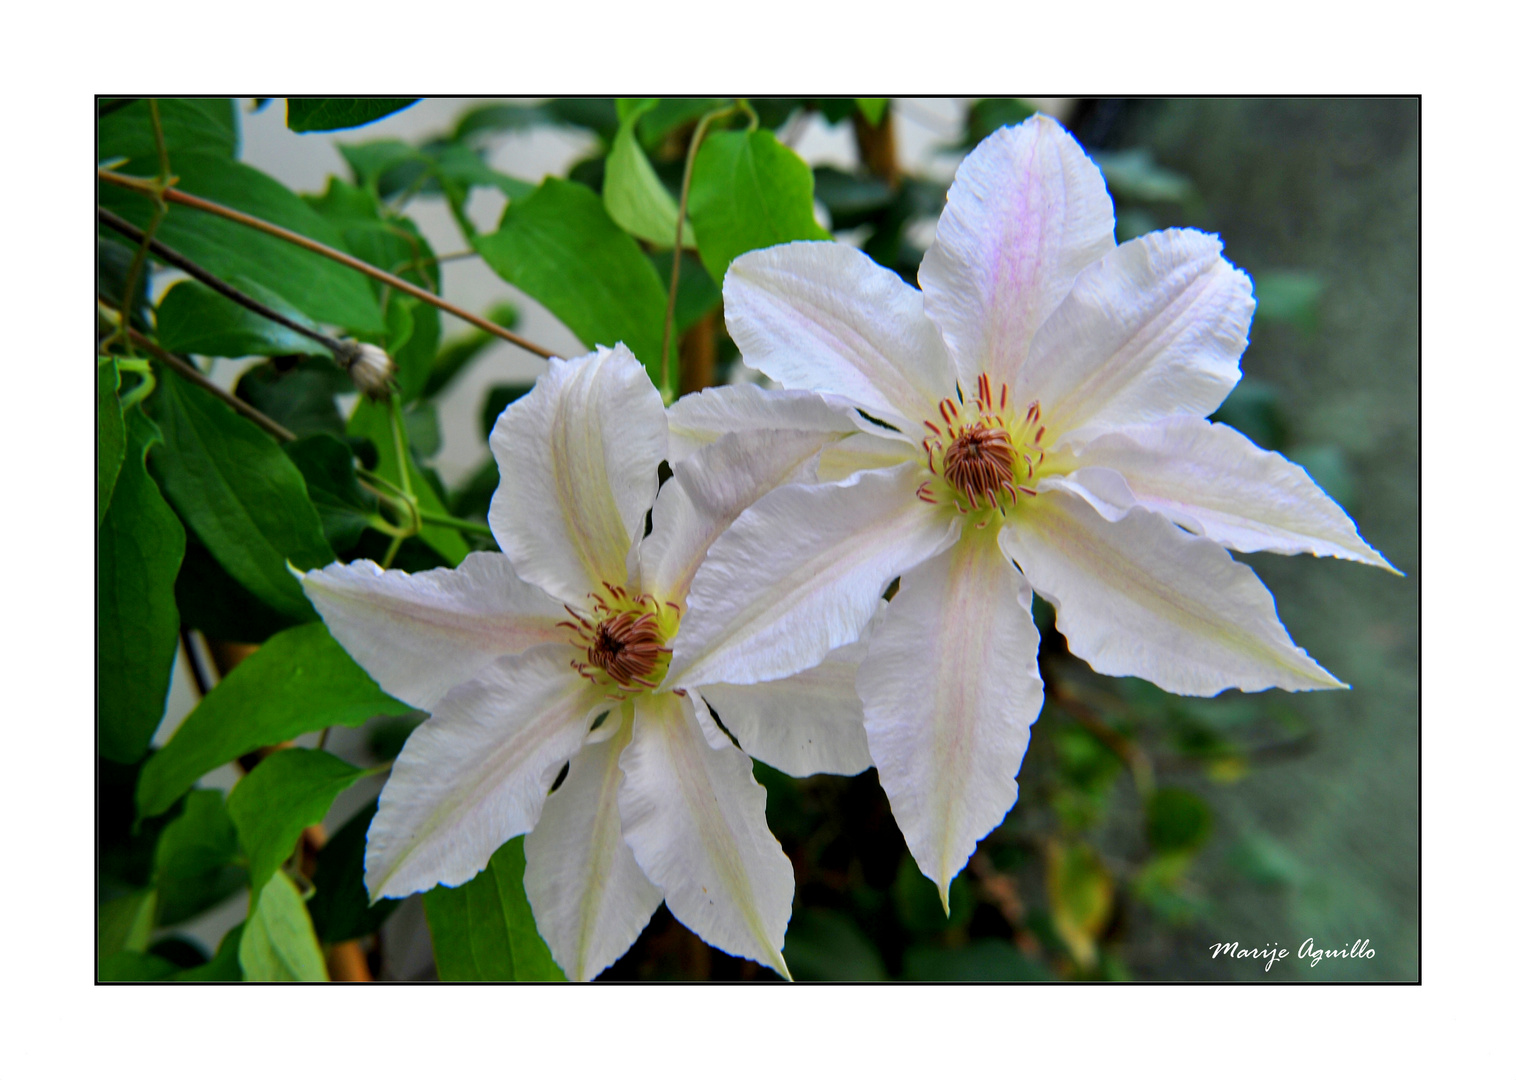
[155,278,332,360]
[1046,839,1114,969]
[228,748,366,906]
[1288,444,1355,511]
[239,870,328,981]
[903,940,1055,982]
[636,99,725,149]
[347,398,470,566]
[175,538,301,645]
[309,799,400,943]
[98,98,237,167]
[475,178,669,371]
[98,889,157,958]
[99,410,185,763]
[855,98,888,126]
[648,250,721,335]
[422,302,519,399]
[1145,787,1214,854]
[390,297,440,402]
[305,177,439,291]
[687,128,829,285]
[288,98,418,133]
[604,101,692,249]
[964,98,1036,146]
[783,909,887,981]
[98,358,125,526]
[1253,270,1325,333]
[99,151,383,331]
[235,356,349,440]
[1092,148,1198,204]
[1211,377,1288,451]
[174,923,245,981]
[151,366,334,621]
[424,837,565,981]
[137,622,413,818]
[284,434,380,552]
[429,143,536,203]
[154,788,246,926]
[892,855,972,932]
[99,951,180,982]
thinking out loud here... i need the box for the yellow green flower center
[561,584,681,695]
[918,373,1046,519]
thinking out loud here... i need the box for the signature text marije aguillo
[1209,939,1376,972]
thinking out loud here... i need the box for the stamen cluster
[918,373,1045,517]
[560,583,680,696]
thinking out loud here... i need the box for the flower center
[560,584,680,695]
[918,373,1046,517]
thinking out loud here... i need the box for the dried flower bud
[337,341,395,399]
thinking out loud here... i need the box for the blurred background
[120,97,1418,981]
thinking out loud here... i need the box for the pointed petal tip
[936,876,952,918]
[771,950,794,983]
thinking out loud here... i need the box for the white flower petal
[919,115,1115,391]
[618,691,794,978]
[1053,417,1398,571]
[700,618,876,778]
[300,554,565,711]
[1017,230,1253,438]
[639,427,853,606]
[1001,490,1345,695]
[364,645,603,899]
[666,462,959,689]
[488,345,667,604]
[524,706,663,982]
[666,383,864,464]
[815,431,917,483]
[725,241,957,430]
[858,534,1042,907]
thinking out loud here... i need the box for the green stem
[109,99,174,357]
[661,104,738,404]
[416,509,494,536]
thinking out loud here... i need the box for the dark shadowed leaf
[154,788,246,926]
[1093,148,1198,204]
[309,798,400,943]
[1253,270,1325,333]
[137,622,413,818]
[783,908,887,981]
[284,434,380,552]
[235,356,349,440]
[99,410,185,763]
[228,748,366,905]
[1211,377,1288,451]
[175,536,301,645]
[648,250,721,336]
[475,178,668,371]
[479,383,533,441]
[174,924,245,981]
[240,870,328,981]
[903,940,1055,982]
[422,302,519,399]
[965,98,1036,145]
[424,837,565,982]
[1145,787,1214,854]
[99,951,180,982]
[687,128,829,285]
[391,297,440,402]
[99,152,382,331]
[98,358,125,525]
[288,98,418,133]
[151,366,333,620]
[98,889,157,959]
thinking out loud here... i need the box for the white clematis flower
[664,115,1399,908]
[299,344,869,981]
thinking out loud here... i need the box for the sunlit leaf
[137,622,412,818]
[687,128,829,284]
[604,100,693,249]
[228,748,366,906]
[424,837,565,982]
[99,410,185,763]
[475,178,669,373]
[239,870,328,982]
[855,98,888,126]
[1046,839,1114,969]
